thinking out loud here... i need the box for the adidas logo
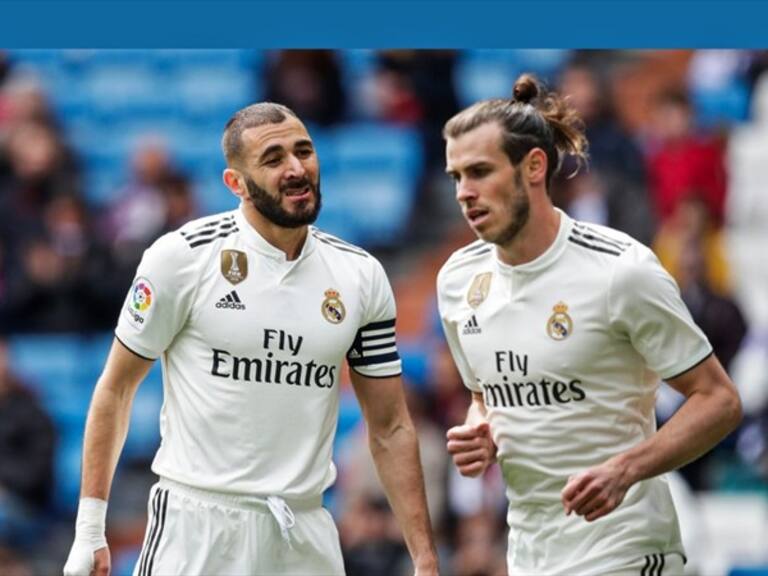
[462,315,481,335]
[215,290,246,311]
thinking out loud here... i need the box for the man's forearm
[369,417,438,571]
[618,385,741,487]
[80,380,135,500]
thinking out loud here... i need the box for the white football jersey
[116,208,401,499]
[437,209,712,574]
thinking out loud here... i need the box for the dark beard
[244,175,322,228]
[494,170,530,246]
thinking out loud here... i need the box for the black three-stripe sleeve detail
[188,228,240,248]
[571,227,628,251]
[573,222,630,246]
[145,489,169,576]
[181,220,237,241]
[658,553,665,575]
[137,489,161,576]
[568,236,622,256]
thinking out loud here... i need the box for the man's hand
[561,455,631,522]
[63,498,110,576]
[446,422,497,477]
[63,544,110,576]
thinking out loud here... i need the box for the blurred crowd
[0,49,767,574]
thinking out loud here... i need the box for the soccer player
[438,74,742,575]
[64,103,438,576]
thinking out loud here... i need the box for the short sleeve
[115,232,198,360]
[346,257,402,378]
[608,248,713,380]
[436,266,481,393]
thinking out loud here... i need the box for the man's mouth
[283,184,312,200]
[466,207,490,226]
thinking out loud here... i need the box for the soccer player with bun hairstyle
[439,73,741,575]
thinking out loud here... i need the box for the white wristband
[64,498,108,576]
[74,497,108,549]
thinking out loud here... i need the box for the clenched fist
[446,422,497,477]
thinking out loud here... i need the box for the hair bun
[512,74,540,104]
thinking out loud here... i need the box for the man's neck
[240,203,308,261]
[496,203,561,267]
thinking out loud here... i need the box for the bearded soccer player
[64,103,438,576]
[438,74,741,575]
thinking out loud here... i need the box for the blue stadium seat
[455,50,522,107]
[331,122,422,175]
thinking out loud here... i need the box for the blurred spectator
[428,341,471,431]
[374,50,460,168]
[653,194,732,297]
[336,385,450,533]
[340,493,411,576]
[0,121,82,235]
[0,338,55,549]
[0,547,32,576]
[159,171,197,233]
[555,59,654,244]
[264,50,346,126]
[645,89,728,226]
[676,235,747,373]
[100,138,192,301]
[451,510,506,576]
[4,194,113,332]
[0,75,58,129]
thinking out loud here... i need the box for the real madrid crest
[321,289,346,324]
[221,250,248,285]
[467,272,492,309]
[547,302,573,340]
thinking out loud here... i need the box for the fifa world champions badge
[467,272,492,308]
[125,277,155,330]
[221,250,248,285]
[547,302,573,340]
[321,289,346,324]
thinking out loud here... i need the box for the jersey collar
[234,206,316,262]
[494,208,573,275]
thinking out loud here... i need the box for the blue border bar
[1,1,767,48]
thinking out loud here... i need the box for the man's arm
[349,371,439,575]
[64,338,154,576]
[446,392,496,477]
[562,354,742,522]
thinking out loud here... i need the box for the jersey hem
[115,334,157,361]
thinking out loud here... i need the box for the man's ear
[525,148,548,185]
[223,168,246,200]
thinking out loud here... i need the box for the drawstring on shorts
[266,496,296,547]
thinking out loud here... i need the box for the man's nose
[285,154,307,178]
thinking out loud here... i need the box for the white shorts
[132,478,345,576]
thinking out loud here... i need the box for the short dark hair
[444,73,588,187]
[222,102,299,165]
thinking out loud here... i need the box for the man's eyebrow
[258,144,284,161]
